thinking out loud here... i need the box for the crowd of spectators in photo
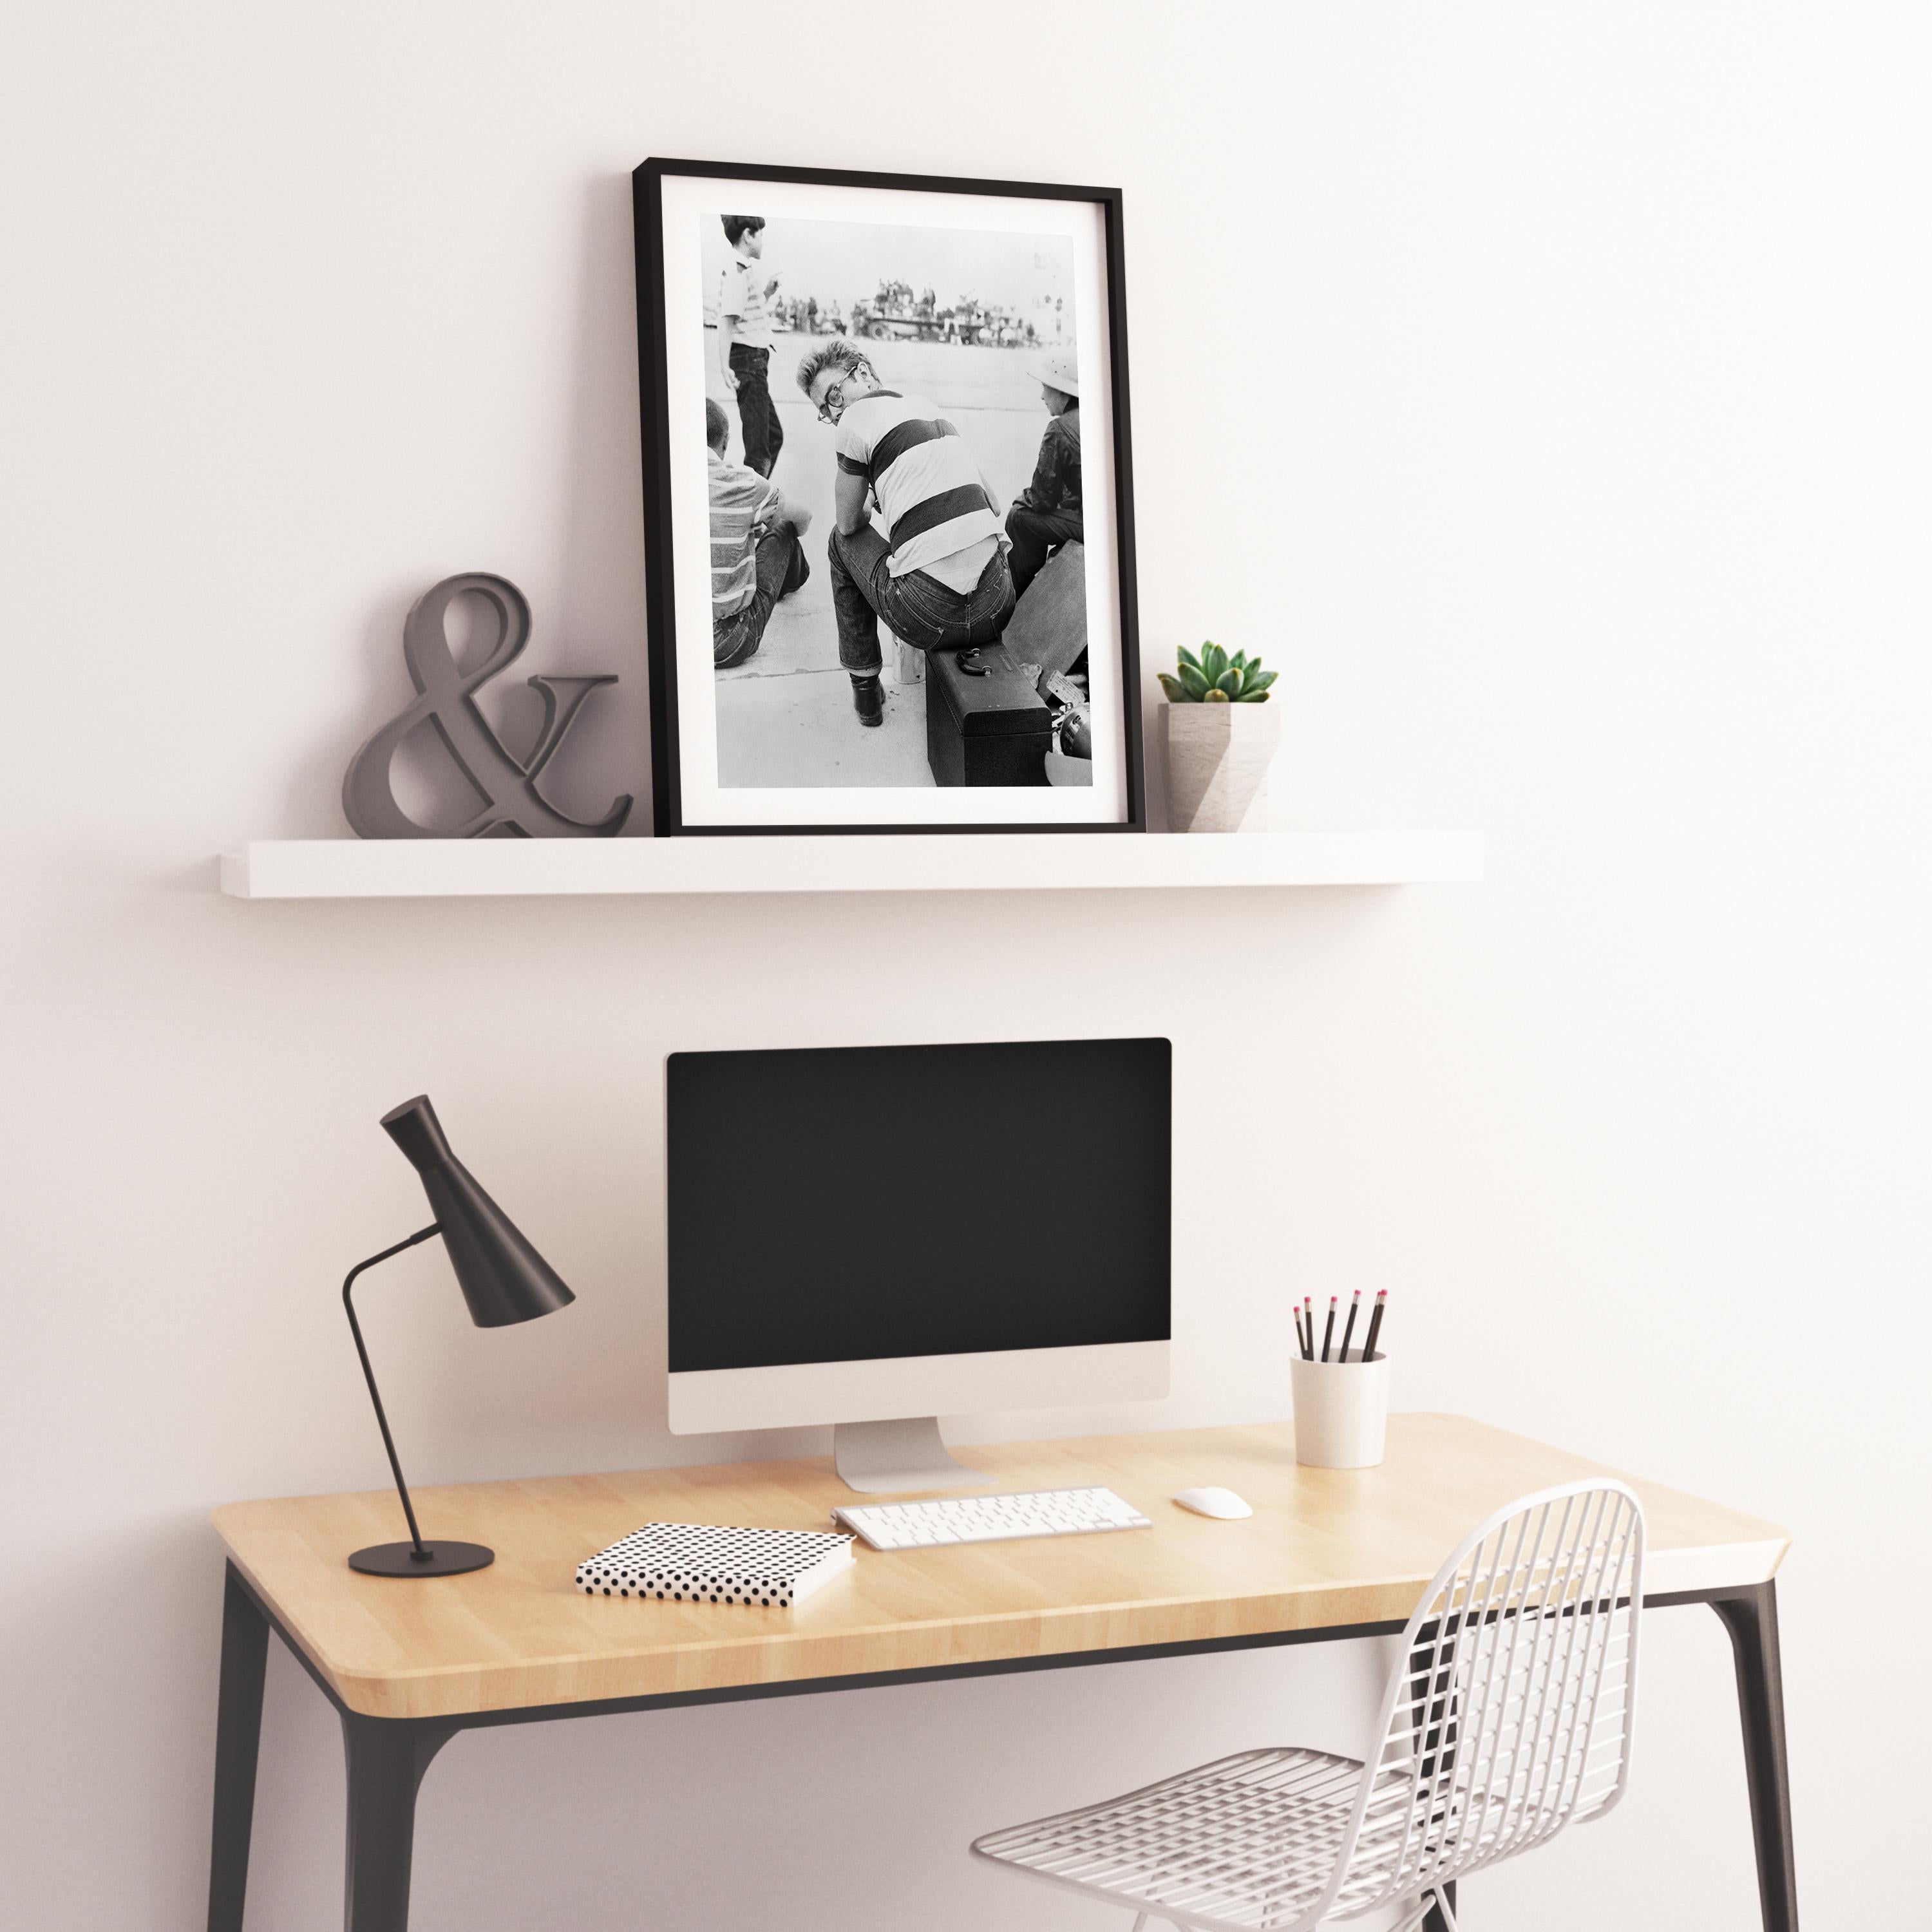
[713,276,1048,348]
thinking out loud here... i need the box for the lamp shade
[380,1095,575,1327]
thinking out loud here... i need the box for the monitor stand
[833,1417,989,1495]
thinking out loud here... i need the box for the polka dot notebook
[576,1522,857,1609]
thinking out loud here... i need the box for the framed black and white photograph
[634,158,1143,835]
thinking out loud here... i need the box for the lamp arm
[343,1224,443,1559]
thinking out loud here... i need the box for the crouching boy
[708,398,810,669]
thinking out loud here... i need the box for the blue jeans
[728,343,782,477]
[1005,503,1083,602]
[828,524,1015,675]
[713,523,808,668]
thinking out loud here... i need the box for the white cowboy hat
[1027,349,1079,397]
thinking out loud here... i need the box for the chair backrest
[1327,1479,1645,1918]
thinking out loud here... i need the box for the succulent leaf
[1173,644,1274,702]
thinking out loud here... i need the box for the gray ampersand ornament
[343,573,632,838]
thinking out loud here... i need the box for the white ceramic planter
[1289,1350,1390,1468]
[1162,702,1280,831]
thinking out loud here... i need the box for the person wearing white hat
[1005,348,1083,601]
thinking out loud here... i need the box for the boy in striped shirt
[795,338,1016,728]
[708,399,810,670]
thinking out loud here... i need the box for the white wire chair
[971,1479,1644,1932]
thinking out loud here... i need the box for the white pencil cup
[1290,1350,1390,1469]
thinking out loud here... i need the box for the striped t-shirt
[835,391,1003,581]
[708,449,780,620]
[718,254,775,351]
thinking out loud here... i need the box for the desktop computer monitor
[666,1037,1171,1492]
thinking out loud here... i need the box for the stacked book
[576,1522,855,1609]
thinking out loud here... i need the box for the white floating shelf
[220,833,1482,900]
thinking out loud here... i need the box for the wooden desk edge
[213,1521,1792,1723]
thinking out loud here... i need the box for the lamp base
[348,1540,495,1578]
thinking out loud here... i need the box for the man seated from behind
[1005,348,1082,602]
[708,397,810,670]
[795,337,1015,728]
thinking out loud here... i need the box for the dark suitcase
[925,641,1052,787]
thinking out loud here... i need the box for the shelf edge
[218,832,1485,900]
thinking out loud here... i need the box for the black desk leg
[340,1712,457,1932]
[208,1564,271,1932]
[1411,1623,1460,1932]
[1711,1581,1799,1932]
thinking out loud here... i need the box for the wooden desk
[207,1415,1797,1932]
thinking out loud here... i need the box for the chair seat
[971,1483,1643,1932]
[971,1747,1371,1932]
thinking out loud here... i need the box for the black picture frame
[632,156,1144,837]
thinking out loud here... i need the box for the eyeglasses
[813,383,845,425]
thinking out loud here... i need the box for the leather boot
[850,674,884,727]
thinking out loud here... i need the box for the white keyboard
[832,1486,1151,1551]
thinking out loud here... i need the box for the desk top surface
[213,1414,1788,1719]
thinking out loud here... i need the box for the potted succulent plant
[1157,643,1280,831]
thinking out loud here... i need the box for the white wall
[4,3,1928,1927]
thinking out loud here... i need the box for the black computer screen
[667,1038,1171,1372]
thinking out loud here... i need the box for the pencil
[1339,1289,1361,1363]
[1293,1303,1307,1358]
[1320,1294,1338,1363]
[1303,1296,1314,1361]
[1361,1289,1388,1363]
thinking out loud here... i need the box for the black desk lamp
[342,1095,574,1578]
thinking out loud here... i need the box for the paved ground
[708,335,1054,789]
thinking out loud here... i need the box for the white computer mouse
[1172,1486,1253,1520]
